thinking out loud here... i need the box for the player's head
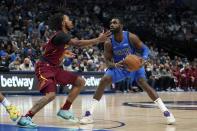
[49,13,73,31]
[110,17,123,34]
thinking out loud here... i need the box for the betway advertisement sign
[1,76,34,90]
[65,73,111,92]
[79,72,109,91]
[0,73,37,92]
[0,71,109,93]
[82,76,101,88]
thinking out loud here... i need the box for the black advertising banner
[0,71,110,93]
[64,72,111,92]
[0,72,37,92]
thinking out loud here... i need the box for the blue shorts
[132,67,146,82]
[105,67,146,84]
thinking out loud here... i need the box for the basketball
[123,54,143,71]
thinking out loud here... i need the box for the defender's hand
[98,30,111,43]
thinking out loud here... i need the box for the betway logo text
[0,75,34,90]
[67,76,102,90]
[82,76,101,87]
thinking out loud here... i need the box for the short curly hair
[111,17,124,25]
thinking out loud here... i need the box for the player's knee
[137,78,151,90]
[100,76,112,85]
[74,77,86,88]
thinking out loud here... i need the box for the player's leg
[93,68,130,101]
[80,75,112,124]
[93,75,112,101]
[62,76,85,106]
[80,68,130,124]
[55,68,85,122]
[17,78,56,128]
[17,63,56,128]
[0,92,20,121]
[135,67,175,124]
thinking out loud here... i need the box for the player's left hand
[98,30,111,43]
[64,50,76,58]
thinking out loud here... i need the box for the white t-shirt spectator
[19,58,34,71]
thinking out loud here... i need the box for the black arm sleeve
[52,31,71,45]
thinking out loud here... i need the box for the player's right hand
[98,30,111,43]
[139,57,146,67]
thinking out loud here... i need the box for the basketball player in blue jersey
[80,18,176,125]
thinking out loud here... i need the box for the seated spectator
[190,65,197,90]
[0,55,9,66]
[9,57,21,70]
[180,63,192,91]
[22,43,36,58]
[19,57,34,71]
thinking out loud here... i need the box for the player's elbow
[141,44,149,51]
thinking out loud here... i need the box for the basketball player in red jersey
[17,13,111,128]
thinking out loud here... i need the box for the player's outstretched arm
[69,31,111,47]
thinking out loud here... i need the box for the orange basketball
[123,54,143,71]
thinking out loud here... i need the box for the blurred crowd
[0,0,196,91]
[145,46,197,91]
[0,0,104,72]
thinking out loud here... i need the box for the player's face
[62,15,74,30]
[110,19,122,33]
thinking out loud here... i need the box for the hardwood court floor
[1,92,197,131]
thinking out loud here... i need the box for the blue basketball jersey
[105,31,146,83]
[106,31,146,84]
[111,31,135,63]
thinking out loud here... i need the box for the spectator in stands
[19,57,34,71]
[38,21,46,39]
[190,64,197,90]
[148,65,160,90]
[22,43,36,56]
[0,53,9,68]
[180,63,192,91]
[87,59,95,71]
[171,64,181,90]
[9,57,21,70]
